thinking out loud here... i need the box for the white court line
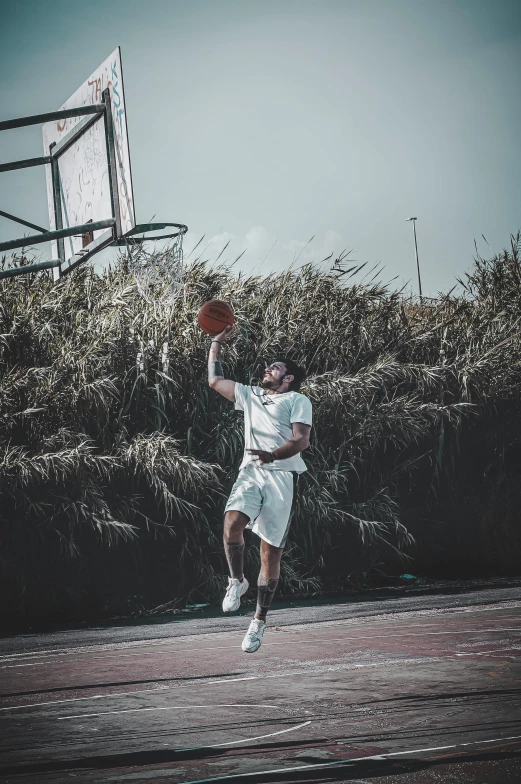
[2,627,521,668]
[92,626,521,660]
[0,689,168,712]
[280,607,521,638]
[455,647,521,656]
[171,720,311,752]
[210,720,311,747]
[0,677,258,713]
[2,600,519,664]
[58,703,280,721]
[0,634,230,662]
[1,662,64,669]
[177,733,521,784]
[3,639,521,715]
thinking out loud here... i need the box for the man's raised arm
[208,324,236,402]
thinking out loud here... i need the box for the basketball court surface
[1,586,521,783]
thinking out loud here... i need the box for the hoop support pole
[0,260,61,280]
[0,218,115,253]
[50,142,65,271]
[0,156,52,173]
[0,209,46,233]
[102,89,122,239]
[0,105,106,132]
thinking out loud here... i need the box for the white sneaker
[241,618,266,653]
[222,577,249,612]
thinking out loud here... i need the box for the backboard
[0,47,186,284]
[42,47,135,272]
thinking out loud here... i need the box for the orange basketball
[197,300,234,335]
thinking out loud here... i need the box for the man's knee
[260,540,284,562]
[224,510,249,539]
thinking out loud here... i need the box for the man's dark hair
[278,358,306,392]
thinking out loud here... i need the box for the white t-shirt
[234,383,313,473]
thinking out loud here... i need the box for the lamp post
[406,217,423,300]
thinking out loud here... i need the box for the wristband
[211,340,222,345]
[269,452,277,462]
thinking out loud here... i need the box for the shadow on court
[3,741,521,782]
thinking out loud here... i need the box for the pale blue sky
[1,0,520,294]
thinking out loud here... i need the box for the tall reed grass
[1,234,520,622]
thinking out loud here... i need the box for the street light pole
[406,217,422,300]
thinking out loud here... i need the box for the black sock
[255,575,279,621]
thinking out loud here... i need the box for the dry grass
[1,233,520,620]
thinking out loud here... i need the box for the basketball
[197,300,234,335]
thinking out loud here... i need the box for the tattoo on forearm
[208,359,223,382]
[224,539,244,580]
[255,576,279,620]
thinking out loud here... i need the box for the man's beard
[260,376,281,391]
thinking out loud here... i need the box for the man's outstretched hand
[213,324,235,343]
[248,449,275,466]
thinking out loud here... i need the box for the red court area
[1,603,521,783]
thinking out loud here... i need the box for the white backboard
[42,47,135,262]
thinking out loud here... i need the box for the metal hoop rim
[115,222,188,246]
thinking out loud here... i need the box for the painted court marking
[176,734,521,784]
[2,626,520,668]
[455,647,521,656]
[1,607,520,781]
[57,703,281,721]
[0,677,258,713]
[3,651,519,717]
[2,634,520,714]
[209,720,311,748]
[1,601,518,664]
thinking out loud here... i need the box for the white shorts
[224,464,296,548]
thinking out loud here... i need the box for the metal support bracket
[0,209,46,233]
[0,104,109,273]
[0,104,187,280]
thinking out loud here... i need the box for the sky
[1,0,520,295]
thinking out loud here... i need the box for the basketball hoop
[125,228,186,307]
[0,48,189,287]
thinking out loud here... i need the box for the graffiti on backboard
[42,47,135,261]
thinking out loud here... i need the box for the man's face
[262,361,291,390]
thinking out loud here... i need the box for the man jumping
[208,324,312,653]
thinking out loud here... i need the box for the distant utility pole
[406,217,423,300]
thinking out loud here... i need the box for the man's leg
[242,471,292,652]
[255,539,283,621]
[222,510,250,613]
[242,539,283,653]
[223,510,249,580]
